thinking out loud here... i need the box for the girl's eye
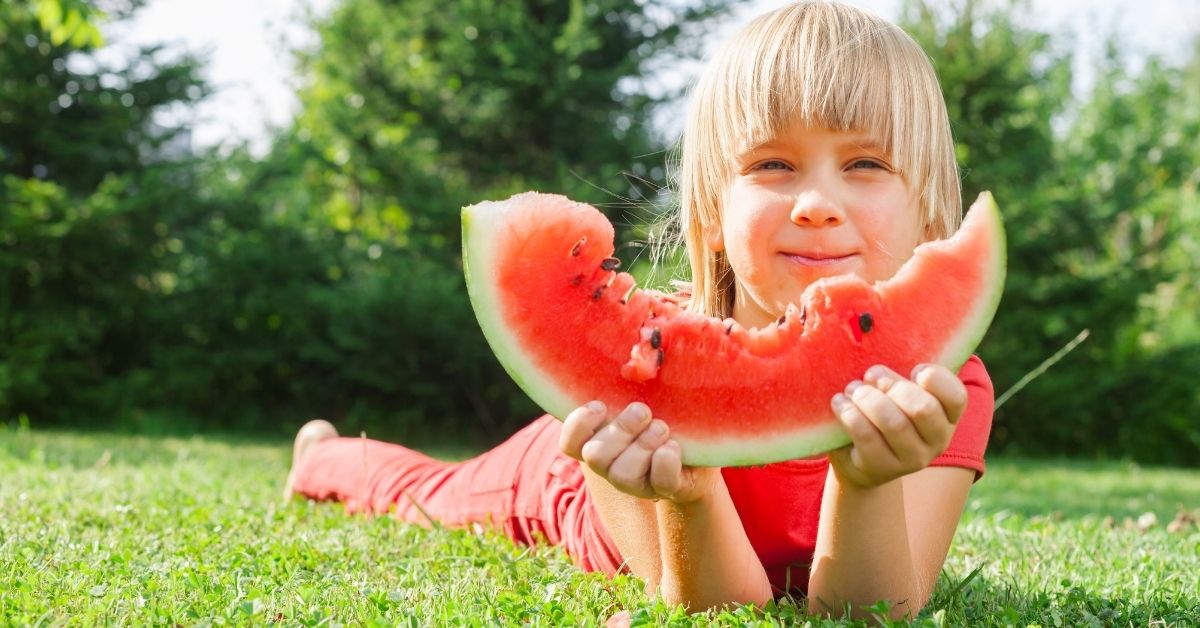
[753,160,790,171]
[850,159,885,170]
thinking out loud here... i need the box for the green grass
[1,425,1198,626]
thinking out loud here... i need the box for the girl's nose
[789,189,844,227]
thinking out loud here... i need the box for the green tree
[1051,42,1200,462]
[0,0,207,423]
[2,0,734,439]
[903,0,1200,463]
[30,0,105,48]
[0,1,204,191]
[189,0,735,440]
[284,0,731,256]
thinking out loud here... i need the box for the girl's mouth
[783,253,857,267]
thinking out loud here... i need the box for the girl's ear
[703,221,725,253]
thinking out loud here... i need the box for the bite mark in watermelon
[462,192,1005,467]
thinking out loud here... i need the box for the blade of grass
[995,328,1090,410]
[944,563,985,600]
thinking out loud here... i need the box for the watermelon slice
[462,192,1005,467]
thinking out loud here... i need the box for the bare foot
[605,610,631,628]
[283,419,338,500]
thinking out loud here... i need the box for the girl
[285,1,993,619]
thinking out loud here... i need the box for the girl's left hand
[826,363,967,489]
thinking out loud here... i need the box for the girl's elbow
[658,577,773,615]
[806,582,924,620]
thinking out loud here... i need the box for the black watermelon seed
[777,314,786,326]
[650,328,662,349]
[570,274,583,286]
[570,237,587,257]
[600,257,620,271]
[656,348,664,366]
[592,286,606,301]
[725,323,734,335]
[858,312,874,333]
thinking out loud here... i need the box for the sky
[105,0,1198,155]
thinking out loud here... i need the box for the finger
[912,364,969,424]
[894,382,954,450]
[867,366,953,448]
[825,445,870,488]
[648,440,685,499]
[845,380,925,464]
[862,365,905,392]
[606,420,670,496]
[559,401,608,459]
[580,402,652,474]
[831,391,898,484]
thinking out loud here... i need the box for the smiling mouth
[783,253,857,267]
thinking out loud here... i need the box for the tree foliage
[175,0,736,440]
[1,0,734,444]
[1,0,1197,462]
[903,0,1200,464]
[0,0,207,423]
[284,0,729,257]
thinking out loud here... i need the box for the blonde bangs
[676,1,961,318]
[709,8,896,165]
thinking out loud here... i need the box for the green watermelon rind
[678,422,852,468]
[932,192,1006,372]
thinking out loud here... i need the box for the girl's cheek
[860,209,921,278]
[720,212,770,283]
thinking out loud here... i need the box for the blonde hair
[674,1,961,318]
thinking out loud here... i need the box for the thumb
[826,445,867,487]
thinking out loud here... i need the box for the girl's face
[710,124,923,329]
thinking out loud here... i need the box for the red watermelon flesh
[462,192,1005,467]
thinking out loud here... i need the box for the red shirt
[720,355,994,595]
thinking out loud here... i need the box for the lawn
[1,424,1197,626]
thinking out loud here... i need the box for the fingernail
[845,380,862,396]
[831,393,849,412]
[586,400,605,414]
[866,365,886,381]
[645,420,666,438]
[621,404,649,428]
[912,364,930,379]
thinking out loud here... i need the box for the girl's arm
[561,403,772,610]
[808,465,974,617]
[807,363,973,619]
[654,476,772,610]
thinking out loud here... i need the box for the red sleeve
[929,354,993,481]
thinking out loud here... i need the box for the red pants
[290,415,623,575]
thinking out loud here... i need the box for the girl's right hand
[559,401,719,504]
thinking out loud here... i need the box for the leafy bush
[2,0,1197,463]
